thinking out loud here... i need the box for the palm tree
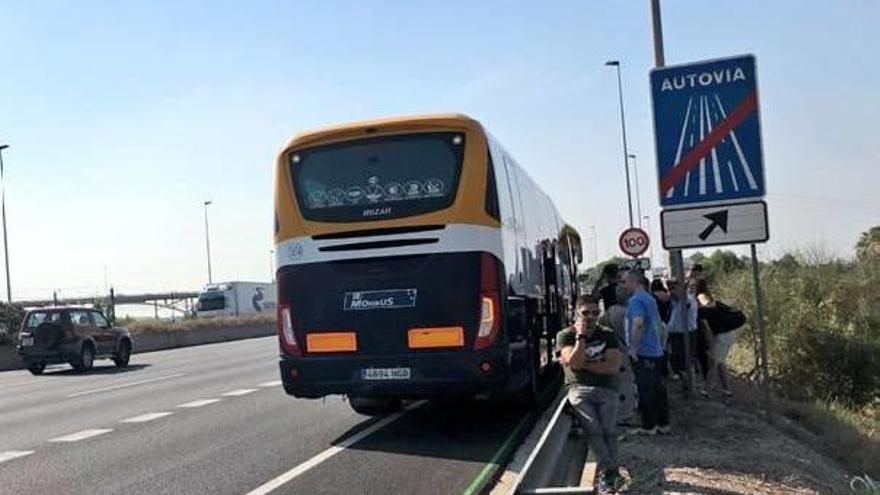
[855,226,880,261]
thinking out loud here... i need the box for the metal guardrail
[511,394,593,495]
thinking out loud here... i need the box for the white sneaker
[657,425,672,435]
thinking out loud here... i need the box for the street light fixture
[203,200,213,284]
[0,144,12,303]
[628,153,643,229]
[606,60,634,228]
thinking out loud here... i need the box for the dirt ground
[618,384,855,494]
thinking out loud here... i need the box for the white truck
[196,281,276,318]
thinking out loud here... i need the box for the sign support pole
[651,0,694,395]
[749,244,769,386]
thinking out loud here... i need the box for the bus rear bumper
[279,350,510,399]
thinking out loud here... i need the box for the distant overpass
[14,289,201,319]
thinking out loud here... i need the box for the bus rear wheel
[511,345,541,407]
[347,395,402,416]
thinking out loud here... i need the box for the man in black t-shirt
[557,295,623,493]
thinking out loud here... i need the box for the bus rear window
[289,132,464,222]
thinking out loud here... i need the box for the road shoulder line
[244,401,425,495]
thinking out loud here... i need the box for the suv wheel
[114,340,131,368]
[27,362,46,375]
[71,343,95,372]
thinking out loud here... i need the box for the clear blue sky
[1,1,878,299]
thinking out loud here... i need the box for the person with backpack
[693,279,745,397]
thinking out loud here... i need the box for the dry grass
[767,394,879,476]
[126,314,276,336]
[621,385,853,494]
[728,342,879,476]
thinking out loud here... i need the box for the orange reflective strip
[408,327,464,349]
[306,332,357,353]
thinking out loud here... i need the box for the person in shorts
[693,278,736,397]
[557,295,623,493]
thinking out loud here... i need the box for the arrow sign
[699,210,729,240]
[661,200,768,250]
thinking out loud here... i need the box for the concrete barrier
[0,324,275,371]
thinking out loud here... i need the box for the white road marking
[49,428,113,443]
[668,95,694,199]
[0,451,34,464]
[222,388,258,397]
[120,412,173,423]
[178,398,221,408]
[713,93,759,190]
[704,94,723,194]
[67,373,186,398]
[258,381,282,388]
[244,401,425,495]
[698,94,707,196]
[727,160,740,191]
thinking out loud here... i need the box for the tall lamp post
[628,153,644,229]
[643,215,655,272]
[0,145,12,302]
[606,60,634,228]
[203,200,213,284]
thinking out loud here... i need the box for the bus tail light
[475,253,501,350]
[278,304,301,356]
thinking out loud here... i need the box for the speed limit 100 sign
[619,227,650,257]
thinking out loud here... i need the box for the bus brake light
[278,305,301,356]
[475,253,501,350]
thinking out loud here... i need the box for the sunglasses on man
[576,308,601,316]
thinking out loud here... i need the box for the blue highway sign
[651,55,765,208]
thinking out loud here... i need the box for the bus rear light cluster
[278,304,302,356]
[474,253,501,350]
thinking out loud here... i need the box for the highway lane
[0,336,541,495]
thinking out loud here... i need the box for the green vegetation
[705,230,878,473]
[0,303,25,345]
[126,313,275,336]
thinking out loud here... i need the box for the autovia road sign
[651,55,765,208]
[661,200,768,250]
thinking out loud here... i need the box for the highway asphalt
[0,336,539,495]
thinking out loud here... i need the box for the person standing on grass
[625,270,670,436]
[599,283,638,426]
[693,279,736,397]
[557,295,624,494]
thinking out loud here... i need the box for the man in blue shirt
[625,271,670,435]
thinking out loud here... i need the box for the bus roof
[283,113,482,150]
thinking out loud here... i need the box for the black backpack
[714,301,746,333]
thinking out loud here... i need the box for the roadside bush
[126,313,276,336]
[716,248,880,409]
[0,303,25,345]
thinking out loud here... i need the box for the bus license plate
[20,337,33,347]
[361,367,411,380]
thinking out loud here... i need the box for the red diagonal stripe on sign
[659,90,758,195]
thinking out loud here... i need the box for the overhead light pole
[629,153,644,229]
[0,145,12,303]
[643,214,655,270]
[203,200,213,284]
[606,60,635,228]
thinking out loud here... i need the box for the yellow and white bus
[273,114,581,413]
